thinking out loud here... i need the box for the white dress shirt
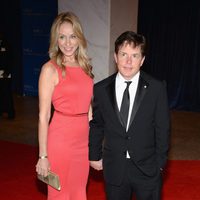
[115,71,140,158]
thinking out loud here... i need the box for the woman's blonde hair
[49,12,94,78]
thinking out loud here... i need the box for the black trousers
[105,159,162,200]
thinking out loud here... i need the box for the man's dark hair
[114,31,146,57]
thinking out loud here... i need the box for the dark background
[0,0,199,111]
[138,0,200,111]
[0,0,57,95]
[0,0,22,94]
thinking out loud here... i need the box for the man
[89,31,170,200]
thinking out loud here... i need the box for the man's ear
[114,53,117,63]
[140,56,145,67]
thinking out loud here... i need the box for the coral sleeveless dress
[47,60,93,200]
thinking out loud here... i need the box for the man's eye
[132,54,141,58]
[119,52,126,56]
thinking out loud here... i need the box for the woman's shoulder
[39,60,59,85]
[41,60,57,75]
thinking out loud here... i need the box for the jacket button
[126,136,131,140]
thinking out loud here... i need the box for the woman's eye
[71,35,77,39]
[59,35,65,39]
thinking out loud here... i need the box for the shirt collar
[116,71,140,87]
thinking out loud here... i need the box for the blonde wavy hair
[49,12,94,78]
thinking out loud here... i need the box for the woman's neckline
[65,66,81,68]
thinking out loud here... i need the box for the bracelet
[39,155,48,159]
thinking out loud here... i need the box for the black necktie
[120,81,132,127]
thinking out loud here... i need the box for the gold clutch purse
[37,171,61,191]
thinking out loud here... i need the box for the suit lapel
[105,75,124,127]
[128,74,149,128]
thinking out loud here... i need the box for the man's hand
[90,159,103,171]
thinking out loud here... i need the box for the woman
[36,12,94,200]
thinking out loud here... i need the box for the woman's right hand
[36,158,50,177]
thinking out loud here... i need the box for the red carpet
[0,140,200,200]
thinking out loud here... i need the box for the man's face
[114,42,145,80]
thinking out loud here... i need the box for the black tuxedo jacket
[89,71,170,186]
